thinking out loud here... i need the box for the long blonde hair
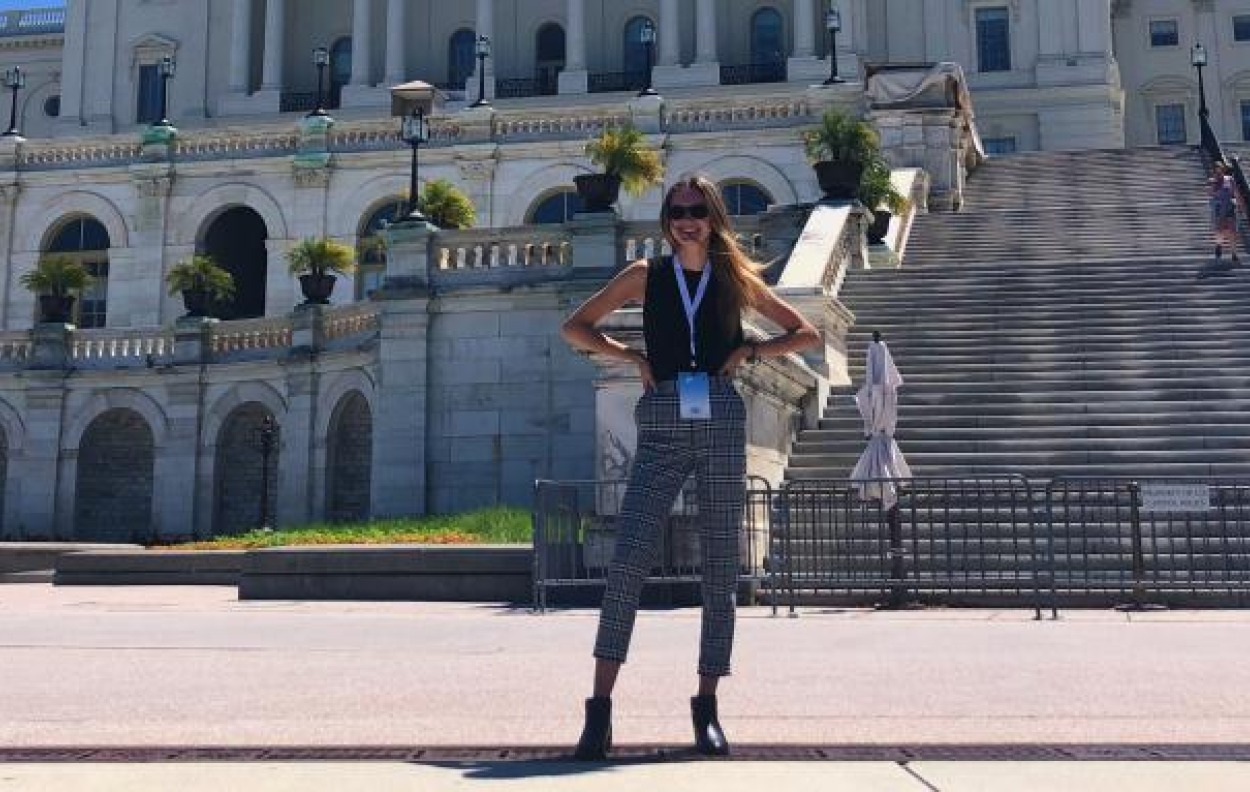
[660,174,768,326]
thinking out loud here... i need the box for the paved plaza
[1,584,1249,789]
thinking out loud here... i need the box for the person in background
[559,173,820,760]
[1208,161,1240,269]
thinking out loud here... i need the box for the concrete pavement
[1,584,1249,789]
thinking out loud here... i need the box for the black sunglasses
[668,203,710,221]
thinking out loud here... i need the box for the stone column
[559,0,588,94]
[228,0,253,92]
[467,0,495,103]
[659,0,680,66]
[695,0,717,64]
[788,0,828,84]
[350,0,372,86]
[264,238,296,317]
[385,0,406,84]
[260,0,285,92]
[58,0,88,129]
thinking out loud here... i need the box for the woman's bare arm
[560,260,649,366]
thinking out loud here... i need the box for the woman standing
[560,174,820,759]
[1209,161,1240,266]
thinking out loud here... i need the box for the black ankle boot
[573,697,612,760]
[690,695,730,756]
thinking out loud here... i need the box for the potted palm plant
[858,159,910,244]
[576,125,665,212]
[20,256,93,324]
[803,108,883,200]
[165,254,235,318]
[418,179,477,229]
[286,237,357,305]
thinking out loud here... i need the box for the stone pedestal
[30,323,72,370]
[567,212,620,274]
[558,70,588,95]
[627,94,665,135]
[173,316,215,365]
[140,123,177,162]
[652,62,721,91]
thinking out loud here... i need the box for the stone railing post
[173,316,215,365]
[30,323,72,370]
[291,303,327,354]
[567,212,620,274]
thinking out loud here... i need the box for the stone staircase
[767,147,1249,605]
[790,146,1241,481]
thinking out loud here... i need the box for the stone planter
[573,173,621,213]
[814,160,865,200]
[37,294,75,324]
[181,287,210,318]
[298,273,337,305]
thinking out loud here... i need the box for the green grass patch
[157,506,531,550]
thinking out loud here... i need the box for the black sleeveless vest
[643,256,745,382]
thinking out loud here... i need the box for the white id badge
[678,373,712,420]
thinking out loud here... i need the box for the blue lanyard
[673,258,711,369]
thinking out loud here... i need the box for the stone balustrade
[209,316,294,356]
[665,96,814,133]
[70,329,174,366]
[0,331,31,366]
[0,7,64,37]
[433,228,572,271]
[321,302,381,342]
[494,110,629,142]
[175,130,300,161]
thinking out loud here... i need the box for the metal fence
[531,478,773,612]
[533,475,1250,616]
[1045,477,1250,607]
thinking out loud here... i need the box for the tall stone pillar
[385,0,406,84]
[559,0,588,94]
[228,0,253,92]
[788,0,828,84]
[57,0,88,130]
[659,0,680,65]
[656,0,718,88]
[695,0,718,64]
[260,0,285,91]
[350,0,372,86]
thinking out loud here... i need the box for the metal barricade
[531,477,773,613]
[773,475,1045,618]
[1045,477,1250,607]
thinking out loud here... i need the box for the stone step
[794,437,1250,456]
[786,462,1250,479]
[802,423,1250,442]
[787,448,1250,468]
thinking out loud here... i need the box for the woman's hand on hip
[636,354,657,393]
[718,345,754,377]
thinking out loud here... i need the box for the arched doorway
[623,16,653,88]
[750,7,786,82]
[213,403,280,536]
[330,37,352,108]
[201,207,268,320]
[326,392,372,523]
[44,216,110,328]
[535,23,565,96]
[74,409,155,543]
[448,29,476,90]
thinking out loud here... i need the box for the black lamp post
[253,414,279,531]
[1192,42,1209,119]
[638,19,658,97]
[825,6,844,85]
[472,35,492,108]
[311,46,330,117]
[401,106,431,221]
[155,55,176,127]
[2,66,24,137]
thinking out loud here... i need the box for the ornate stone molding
[293,166,331,189]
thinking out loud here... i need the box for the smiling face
[662,183,714,250]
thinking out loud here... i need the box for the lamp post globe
[2,66,25,137]
[824,7,844,85]
[638,20,658,97]
[471,35,492,108]
[311,46,330,117]
[401,107,432,222]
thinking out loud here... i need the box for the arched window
[357,198,407,299]
[330,37,352,108]
[45,217,110,328]
[528,190,583,225]
[751,8,785,66]
[720,182,773,216]
[449,29,476,90]
[535,23,566,95]
[623,16,653,79]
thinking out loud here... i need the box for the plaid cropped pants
[593,377,747,678]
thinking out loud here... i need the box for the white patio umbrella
[850,335,912,509]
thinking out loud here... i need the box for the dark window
[330,37,352,108]
[750,8,785,66]
[1236,15,1250,42]
[44,95,60,117]
[1149,19,1179,47]
[535,23,566,95]
[449,29,476,89]
[357,199,406,299]
[136,64,161,124]
[45,217,110,328]
[1156,103,1187,145]
[623,16,653,76]
[529,191,582,224]
[720,183,772,216]
[1241,101,1250,141]
[976,7,1011,72]
[983,136,1018,154]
